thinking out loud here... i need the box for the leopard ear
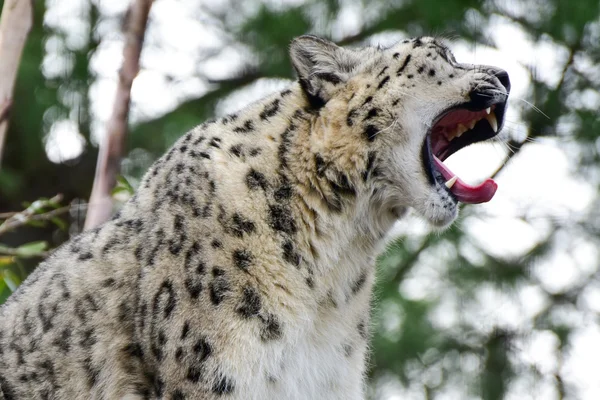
[290,35,359,106]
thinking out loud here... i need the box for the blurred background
[1,0,599,398]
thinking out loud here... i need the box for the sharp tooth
[445,175,458,189]
[485,107,491,114]
[468,119,476,129]
[486,112,498,133]
[456,123,467,137]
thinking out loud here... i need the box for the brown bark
[84,0,153,229]
[0,0,34,167]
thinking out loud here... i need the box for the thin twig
[85,0,153,230]
[0,0,34,167]
[0,247,49,259]
[0,206,70,236]
[0,194,69,236]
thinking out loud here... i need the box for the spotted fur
[0,35,509,399]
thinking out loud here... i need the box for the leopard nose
[495,69,511,93]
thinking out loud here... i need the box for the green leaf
[112,175,135,196]
[1,269,21,292]
[15,241,48,257]
[51,217,68,230]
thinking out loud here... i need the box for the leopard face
[291,35,510,228]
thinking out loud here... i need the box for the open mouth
[422,100,507,204]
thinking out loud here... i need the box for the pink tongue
[433,156,497,204]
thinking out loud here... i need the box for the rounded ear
[289,35,359,106]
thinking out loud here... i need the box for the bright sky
[41,0,599,398]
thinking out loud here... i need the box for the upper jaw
[422,97,506,178]
[421,88,508,201]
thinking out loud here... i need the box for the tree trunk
[0,0,34,167]
[84,0,153,229]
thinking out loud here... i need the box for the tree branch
[0,194,69,236]
[0,0,34,168]
[85,0,153,230]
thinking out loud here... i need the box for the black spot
[101,278,116,288]
[0,373,17,400]
[78,252,93,261]
[249,147,262,157]
[184,241,201,270]
[179,145,188,153]
[236,286,261,318]
[413,38,423,48]
[392,52,400,59]
[364,125,379,141]
[330,172,356,197]
[246,169,269,191]
[153,280,177,319]
[123,342,144,358]
[184,276,203,299]
[260,314,283,341]
[210,275,231,305]
[233,249,253,271]
[274,180,293,202]
[351,271,367,295]
[52,328,71,353]
[231,213,256,237]
[417,65,425,74]
[213,374,235,395]
[278,124,294,168]
[260,99,280,120]
[314,72,342,84]
[305,276,315,289]
[211,239,222,249]
[75,293,100,322]
[209,137,221,148]
[192,136,204,146]
[429,69,436,77]
[364,108,379,120]
[343,343,353,357]
[222,113,238,124]
[172,390,186,400]
[186,366,202,383]
[230,144,243,157]
[315,154,327,176]
[102,237,120,254]
[396,54,412,75]
[449,73,455,78]
[151,330,167,361]
[169,215,187,255]
[175,347,184,362]
[358,320,368,339]
[80,328,97,348]
[268,205,296,234]
[362,96,373,106]
[83,356,100,388]
[181,321,191,340]
[233,120,255,134]
[282,240,300,267]
[407,74,414,79]
[281,88,292,97]
[363,151,380,182]
[346,109,358,127]
[377,66,389,77]
[192,337,213,361]
[377,76,390,89]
